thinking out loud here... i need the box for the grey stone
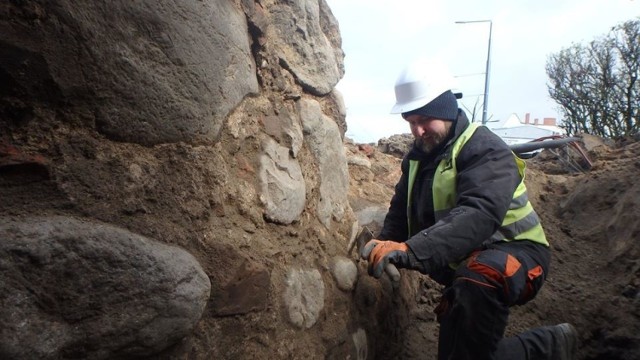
[347,154,372,168]
[0,1,258,145]
[377,134,414,158]
[283,268,324,329]
[326,89,348,137]
[262,103,304,158]
[355,206,388,230]
[330,256,358,292]
[352,328,368,360]
[267,0,343,95]
[259,137,306,224]
[298,98,350,228]
[0,216,211,360]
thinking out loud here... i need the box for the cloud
[345,114,409,143]
[335,79,394,112]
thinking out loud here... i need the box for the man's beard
[415,132,447,154]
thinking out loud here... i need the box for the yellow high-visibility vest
[407,123,548,246]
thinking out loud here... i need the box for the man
[360,59,577,360]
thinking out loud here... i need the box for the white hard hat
[390,58,458,114]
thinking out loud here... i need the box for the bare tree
[546,44,593,135]
[546,18,639,138]
[612,20,640,135]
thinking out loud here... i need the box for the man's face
[404,114,452,153]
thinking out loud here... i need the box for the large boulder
[298,98,350,228]
[259,137,306,224]
[266,0,344,95]
[0,216,211,360]
[0,1,259,145]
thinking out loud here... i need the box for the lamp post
[455,20,492,125]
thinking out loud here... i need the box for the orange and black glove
[360,240,425,278]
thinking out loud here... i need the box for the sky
[324,0,640,143]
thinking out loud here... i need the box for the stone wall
[0,1,417,359]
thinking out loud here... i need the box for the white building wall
[487,113,565,145]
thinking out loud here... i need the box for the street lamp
[455,20,492,125]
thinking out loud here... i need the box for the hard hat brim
[390,96,434,114]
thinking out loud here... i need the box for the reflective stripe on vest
[407,159,420,235]
[406,123,548,246]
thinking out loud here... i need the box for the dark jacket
[378,110,521,275]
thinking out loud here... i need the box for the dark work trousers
[434,240,557,360]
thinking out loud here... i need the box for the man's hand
[360,240,411,278]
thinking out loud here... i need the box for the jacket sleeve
[378,157,409,241]
[405,128,521,273]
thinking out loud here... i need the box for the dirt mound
[528,138,640,359]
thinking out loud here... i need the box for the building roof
[487,113,565,145]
